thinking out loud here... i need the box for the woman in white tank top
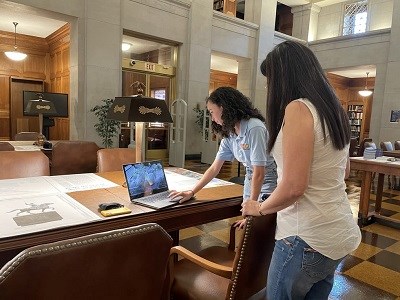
[242,41,361,300]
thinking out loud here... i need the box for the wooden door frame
[10,77,44,139]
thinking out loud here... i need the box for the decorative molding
[309,28,391,46]
[213,10,259,30]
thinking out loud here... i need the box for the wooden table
[0,171,243,266]
[350,157,400,228]
[383,150,400,158]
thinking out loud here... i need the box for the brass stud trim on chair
[0,224,160,283]
[229,216,253,300]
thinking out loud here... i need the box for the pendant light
[4,22,27,61]
[358,72,373,97]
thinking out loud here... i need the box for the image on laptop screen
[123,160,169,199]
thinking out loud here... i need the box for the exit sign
[144,62,156,72]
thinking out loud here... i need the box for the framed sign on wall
[390,110,400,123]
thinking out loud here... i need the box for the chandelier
[4,22,27,61]
[358,72,373,97]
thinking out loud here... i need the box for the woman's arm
[248,165,265,201]
[345,155,350,179]
[242,101,314,215]
[169,159,225,203]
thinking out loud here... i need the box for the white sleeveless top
[272,99,361,260]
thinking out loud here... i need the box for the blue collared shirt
[215,118,277,199]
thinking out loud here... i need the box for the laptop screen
[122,160,169,199]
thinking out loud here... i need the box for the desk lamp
[24,93,57,146]
[107,83,173,162]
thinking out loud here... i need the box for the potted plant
[90,98,120,148]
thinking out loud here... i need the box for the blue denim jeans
[263,236,342,300]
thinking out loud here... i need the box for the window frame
[340,0,371,37]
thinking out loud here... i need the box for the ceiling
[0,0,375,78]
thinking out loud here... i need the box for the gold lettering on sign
[36,105,51,110]
[138,106,162,115]
[114,105,125,113]
[144,62,156,72]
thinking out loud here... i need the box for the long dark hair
[260,41,350,151]
[207,87,265,138]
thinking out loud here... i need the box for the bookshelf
[347,104,364,143]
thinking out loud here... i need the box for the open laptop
[122,160,181,209]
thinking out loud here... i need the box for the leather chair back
[357,138,372,156]
[395,141,400,150]
[0,151,49,179]
[380,141,394,151]
[171,214,276,300]
[0,223,173,300]
[0,142,14,151]
[228,215,276,299]
[51,141,100,175]
[14,132,40,141]
[364,141,376,149]
[97,148,136,172]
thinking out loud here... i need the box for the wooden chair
[51,141,100,175]
[14,132,40,141]
[97,148,136,172]
[349,137,359,157]
[0,223,173,300]
[0,151,50,179]
[170,214,277,300]
[380,141,398,189]
[0,142,14,151]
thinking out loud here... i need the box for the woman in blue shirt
[169,87,277,226]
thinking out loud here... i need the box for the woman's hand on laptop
[168,190,195,204]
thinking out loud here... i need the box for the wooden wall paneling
[46,24,70,140]
[10,78,44,139]
[0,75,10,139]
[209,70,237,94]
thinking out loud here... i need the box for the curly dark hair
[206,87,265,138]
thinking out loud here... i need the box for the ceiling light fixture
[121,42,132,51]
[4,22,27,61]
[358,72,373,97]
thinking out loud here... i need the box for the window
[342,1,368,36]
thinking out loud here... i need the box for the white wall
[310,29,391,144]
[317,0,393,40]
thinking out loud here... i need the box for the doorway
[10,78,44,140]
[121,70,173,160]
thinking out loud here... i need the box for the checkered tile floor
[179,160,400,300]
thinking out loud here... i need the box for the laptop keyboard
[142,191,170,203]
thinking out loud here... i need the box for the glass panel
[122,71,146,96]
[147,74,171,151]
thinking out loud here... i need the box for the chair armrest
[170,246,233,278]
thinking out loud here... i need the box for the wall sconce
[4,22,27,61]
[358,72,373,97]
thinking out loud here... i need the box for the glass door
[146,74,171,160]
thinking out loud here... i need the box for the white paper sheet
[13,145,42,151]
[45,173,119,192]
[0,193,100,238]
[165,170,233,191]
[0,176,60,200]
